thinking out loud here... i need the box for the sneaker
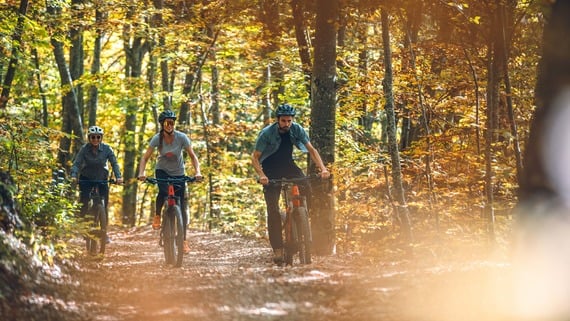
[152,215,161,230]
[105,235,111,244]
[273,248,284,265]
[183,240,191,254]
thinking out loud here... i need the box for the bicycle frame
[145,176,196,267]
[79,179,114,255]
[268,175,318,266]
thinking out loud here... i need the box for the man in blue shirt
[252,103,330,265]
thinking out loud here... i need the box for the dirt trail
[69,226,513,321]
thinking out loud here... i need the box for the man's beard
[278,126,290,133]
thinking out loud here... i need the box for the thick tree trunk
[519,0,570,202]
[310,0,338,255]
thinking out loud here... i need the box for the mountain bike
[145,176,197,267]
[79,179,115,255]
[268,174,330,266]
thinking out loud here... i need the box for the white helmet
[88,126,104,135]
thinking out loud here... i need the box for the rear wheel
[296,207,312,264]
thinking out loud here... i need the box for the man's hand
[320,170,331,179]
[195,174,204,182]
[137,175,146,182]
[258,176,269,185]
[116,178,124,185]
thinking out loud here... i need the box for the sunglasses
[89,135,102,140]
[164,120,175,126]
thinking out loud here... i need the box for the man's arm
[305,142,330,178]
[252,150,269,185]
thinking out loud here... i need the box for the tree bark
[121,8,148,226]
[46,1,84,169]
[291,0,312,95]
[381,9,412,241]
[87,8,106,127]
[309,0,338,255]
[1,0,29,109]
[519,0,570,203]
[259,0,283,122]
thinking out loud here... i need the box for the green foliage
[0,114,82,262]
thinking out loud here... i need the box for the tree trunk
[121,9,148,226]
[32,48,49,127]
[47,1,84,169]
[259,0,283,122]
[484,3,506,240]
[87,9,106,127]
[207,23,221,223]
[291,0,312,95]
[70,0,85,121]
[381,9,412,241]
[519,0,570,203]
[499,1,523,183]
[69,0,86,159]
[0,0,28,109]
[309,0,338,255]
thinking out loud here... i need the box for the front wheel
[283,210,296,266]
[98,204,108,255]
[172,205,184,267]
[162,209,175,265]
[295,206,312,264]
[162,205,184,267]
[87,203,106,255]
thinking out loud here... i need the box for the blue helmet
[275,104,296,117]
[158,110,177,123]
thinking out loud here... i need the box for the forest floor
[5,224,529,321]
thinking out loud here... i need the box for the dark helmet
[158,110,177,123]
[275,104,296,117]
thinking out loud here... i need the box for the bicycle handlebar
[145,176,198,185]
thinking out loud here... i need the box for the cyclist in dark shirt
[252,103,330,264]
[71,126,123,225]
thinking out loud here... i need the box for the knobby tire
[296,207,312,264]
[173,206,184,267]
[87,203,106,255]
[284,212,297,266]
[98,203,107,255]
[163,208,175,265]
